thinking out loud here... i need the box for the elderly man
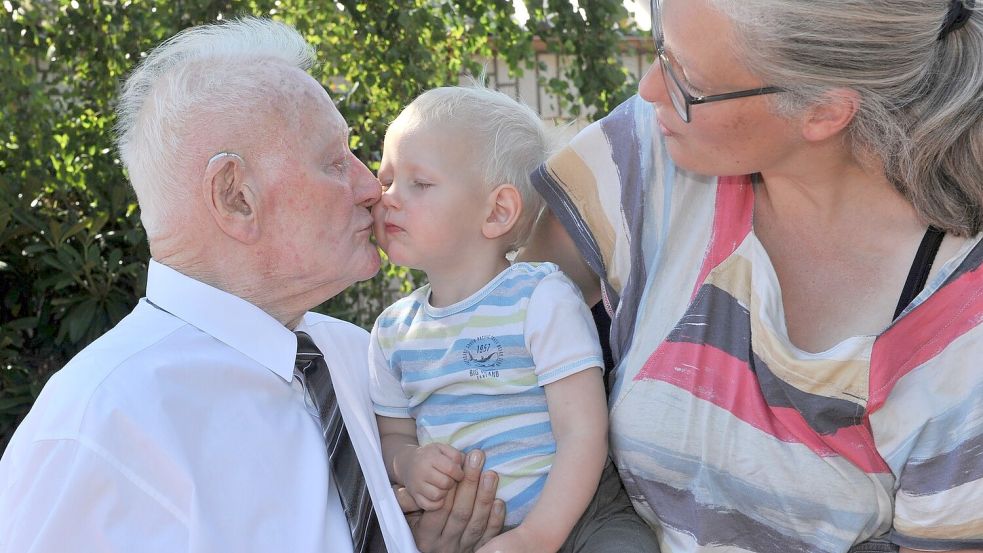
[0,18,501,553]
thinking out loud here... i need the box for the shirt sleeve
[525,270,604,387]
[888,406,983,549]
[875,328,983,549]
[0,438,188,552]
[530,94,660,300]
[368,320,412,419]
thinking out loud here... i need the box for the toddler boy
[369,85,654,553]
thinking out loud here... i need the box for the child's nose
[380,185,399,209]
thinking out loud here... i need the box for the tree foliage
[0,0,641,450]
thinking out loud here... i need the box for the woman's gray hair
[688,0,983,235]
[115,18,315,238]
[397,83,559,250]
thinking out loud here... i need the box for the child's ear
[482,184,522,240]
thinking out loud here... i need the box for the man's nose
[352,156,381,207]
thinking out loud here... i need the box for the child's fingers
[418,480,451,501]
[440,461,466,482]
[425,469,459,490]
[412,492,444,511]
[436,443,465,464]
[433,444,466,481]
[413,484,448,509]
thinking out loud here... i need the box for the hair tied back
[939,0,975,40]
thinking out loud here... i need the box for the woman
[522,0,983,551]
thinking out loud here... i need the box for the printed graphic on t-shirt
[463,335,503,379]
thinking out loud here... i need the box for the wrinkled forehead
[263,64,341,131]
[262,66,346,152]
[199,63,345,170]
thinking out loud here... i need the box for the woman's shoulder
[871,233,983,388]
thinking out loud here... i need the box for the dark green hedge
[0,0,640,451]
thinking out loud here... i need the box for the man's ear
[482,184,522,240]
[801,88,860,142]
[202,153,261,244]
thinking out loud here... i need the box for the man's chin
[355,251,383,282]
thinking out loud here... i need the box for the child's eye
[413,181,433,189]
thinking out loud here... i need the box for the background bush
[0,0,641,451]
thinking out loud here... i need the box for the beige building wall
[475,37,654,140]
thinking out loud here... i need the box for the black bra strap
[894,226,945,319]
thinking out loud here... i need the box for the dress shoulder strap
[893,227,945,320]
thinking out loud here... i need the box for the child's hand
[475,524,546,553]
[396,443,465,511]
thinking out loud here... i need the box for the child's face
[373,120,490,275]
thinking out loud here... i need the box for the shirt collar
[145,259,297,381]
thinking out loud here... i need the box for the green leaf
[63,298,99,344]
[3,317,39,332]
[0,396,35,412]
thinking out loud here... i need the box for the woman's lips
[654,108,678,137]
[657,117,676,137]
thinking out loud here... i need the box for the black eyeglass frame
[654,39,785,123]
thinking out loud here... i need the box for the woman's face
[639,0,804,176]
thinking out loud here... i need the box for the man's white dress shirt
[0,260,418,552]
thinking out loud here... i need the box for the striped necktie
[295,331,385,553]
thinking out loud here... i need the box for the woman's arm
[518,209,600,305]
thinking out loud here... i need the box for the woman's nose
[638,60,664,103]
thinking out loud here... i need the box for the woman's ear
[202,153,261,244]
[801,88,860,142]
[482,183,522,240]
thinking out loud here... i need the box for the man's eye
[330,152,351,171]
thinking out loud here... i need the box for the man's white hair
[114,18,315,238]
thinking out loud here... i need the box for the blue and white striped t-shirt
[369,262,604,526]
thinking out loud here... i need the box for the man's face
[256,68,381,303]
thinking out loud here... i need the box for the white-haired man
[0,18,502,553]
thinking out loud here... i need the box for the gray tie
[295,331,386,553]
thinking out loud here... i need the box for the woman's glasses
[655,39,784,123]
[648,0,784,123]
